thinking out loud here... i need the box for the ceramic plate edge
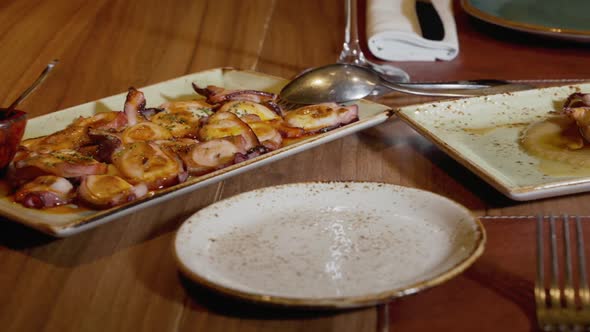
[461,0,590,41]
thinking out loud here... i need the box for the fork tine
[576,216,590,309]
[535,214,548,330]
[276,98,302,112]
[536,214,545,292]
[549,214,561,309]
[563,214,576,309]
[536,214,590,331]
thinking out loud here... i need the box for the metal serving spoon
[1,59,59,118]
[0,60,58,170]
[279,63,533,105]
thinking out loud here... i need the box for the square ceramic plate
[0,68,392,237]
[397,83,590,201]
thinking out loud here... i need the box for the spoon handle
[378,78,532,97]
[7,59,59,111]
[395,81,503,90]
[377,79,477,97]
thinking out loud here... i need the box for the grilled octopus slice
[14,176,75,209]
[111,141,187,190]
[121,122,173,143]
[20,111,129,155]
[218,100,281,121]
[192,84,277,104]
[159,100,214,115]
[71,111,129,131]
[146,100,212,138]
[123,87,146,126]
[85,122,174,162]
[78,175,148,208]
[283,103,359,134]
[154,138,199,155]
[21,125,92,153]
[238,116,283,151]
[198,111,260,151]
[85,129,123,163]
[215,101,283,149]
[8,150,108,187]
[563,92,590,144]
[177,137,246,176]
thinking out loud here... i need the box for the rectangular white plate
[397,83,590,201]
[0,68,392,237]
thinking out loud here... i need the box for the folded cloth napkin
[366,0,459,61]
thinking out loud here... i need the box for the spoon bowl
[279,63,533,105]
[280,64,378,105]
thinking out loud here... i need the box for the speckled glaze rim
[173,181,486,309]
[461,0,590,40]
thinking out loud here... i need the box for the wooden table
[2,0,590,331]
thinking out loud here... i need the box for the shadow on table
[385,218,538,331]
[0,189,211,267]
[177,273,364,319]
[177,264,536,331]
[464,261,535,320]
[0,217,56,249]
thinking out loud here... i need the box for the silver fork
[536,214,590,331]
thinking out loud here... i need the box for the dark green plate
[461,0,590,42]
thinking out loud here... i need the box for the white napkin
[366,0,459,61]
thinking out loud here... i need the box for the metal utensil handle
[378,78,532,97]
[378,79,483,97]
[396,82,498,90]
[400,78,590,89]
[8,59,59,110]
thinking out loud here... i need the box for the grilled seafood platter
[5,84,358,210]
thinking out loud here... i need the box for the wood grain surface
[2,0,590,331]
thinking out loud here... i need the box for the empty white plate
[174,182,486,308]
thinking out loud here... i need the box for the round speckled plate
[174,182,486,309]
